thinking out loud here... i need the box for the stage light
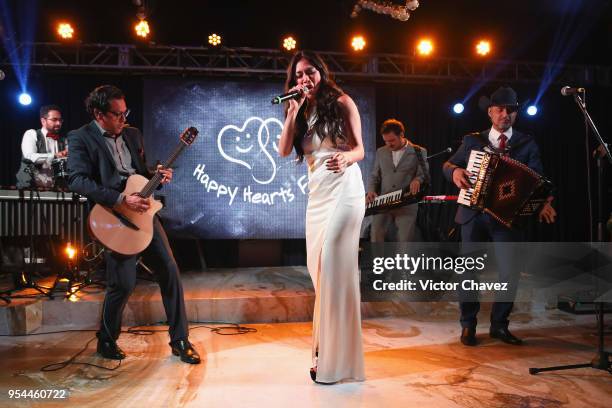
[453,103,465,114]
[351,35,366,51]
[65,243,77,260]
[416,39,434,56]
[283,36,297,51]
[135,19,150,38]
[18,92,32,106]
[57,23,74,40]
[526,105,538,116]
[475,40,491,56]
[208,33,222,46]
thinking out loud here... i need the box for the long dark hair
[284,51,346,161]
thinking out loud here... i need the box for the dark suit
[443,128,544,330]
[68,121,188,343]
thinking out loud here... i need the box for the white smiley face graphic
[217,117,285,185]
[235,133,254,154]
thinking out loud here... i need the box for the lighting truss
[0,42,609,86]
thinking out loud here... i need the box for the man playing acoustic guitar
[67,85,200,364]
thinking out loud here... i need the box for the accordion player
[443,129,556,230]
[442,86,556,348]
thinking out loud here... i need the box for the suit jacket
[443,128,544,225]
[67,121,154,207]
[367,142,429,196]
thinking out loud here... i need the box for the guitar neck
[139,141,188,198]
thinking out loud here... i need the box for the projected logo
[191,115,308,208]
[217,116,283,185]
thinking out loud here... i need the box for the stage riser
[1,266,541,334]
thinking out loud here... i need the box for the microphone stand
[571,93,612,165]
[419,147,453,241]
[529,91,611,376]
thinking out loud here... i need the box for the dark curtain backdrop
[1,72,610,243]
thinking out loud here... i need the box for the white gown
[304,113,366,383]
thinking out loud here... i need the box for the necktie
[46,132,59,140]
[498,133,507,152]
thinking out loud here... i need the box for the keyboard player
[366,119,429,242]
[442,86,556,348]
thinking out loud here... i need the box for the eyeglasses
[44,117,64,123]
[107,109,131,120]
[295,67,318,79]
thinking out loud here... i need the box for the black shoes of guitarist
[97,339,126,360]
[97,338,201,364]
[171,340,201,364]
[460,327,523,346]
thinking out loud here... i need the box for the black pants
[459,212,522,330]
[98,216,188,344]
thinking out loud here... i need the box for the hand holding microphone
[271,84,312,105]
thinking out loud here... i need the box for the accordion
[458,150,553,228]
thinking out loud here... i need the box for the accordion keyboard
[457,150,487,206]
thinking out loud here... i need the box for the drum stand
[529,90,611,376]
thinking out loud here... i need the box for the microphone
[271,85,312,105]
[561,86,585,96]
[427,147,452,160]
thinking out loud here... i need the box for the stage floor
[1,313,610,407]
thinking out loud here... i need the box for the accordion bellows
[459,150,552,228]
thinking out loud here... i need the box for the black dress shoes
[489,327,523,345]
[171,340,201,364]
[460,327,478,346]
[97,339,126,360]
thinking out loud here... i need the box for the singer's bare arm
[326,94,364,172]
[278,109,298,157]
[277,85,307,157]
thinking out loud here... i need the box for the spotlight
[283,36,297,51]
[526,105,538,116]
[351,35,366,51]
[18,92,32,106]
[65,242,77,260]
[208,33,222,46]
[57,23,75,40]
[416,39,434,56]
[475,40,491,56]
[135,19,150,38]
[453,103,465,114]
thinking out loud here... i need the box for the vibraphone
[0,189,88,248]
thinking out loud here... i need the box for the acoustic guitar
[88,127,198,255]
